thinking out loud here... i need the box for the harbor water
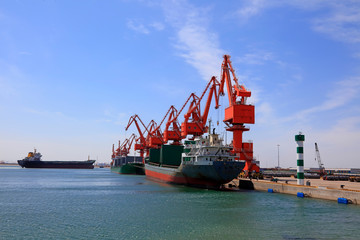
[1,166,360,240]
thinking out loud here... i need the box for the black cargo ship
[17,149,95,169]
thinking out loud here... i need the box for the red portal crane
[162,105,182,144]
[181,76,220,139]
[111,134,136,166]
[119,133,137,156]
[112,140,121,159]
[218,55,258,172]
[146,120,164,149]
[125,114,149,159]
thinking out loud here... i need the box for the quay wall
[238,180,360,205]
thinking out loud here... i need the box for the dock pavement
[228,177,360,205]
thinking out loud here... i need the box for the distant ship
[17,149,95,169]
[111,155,145,175]
[145,131,245,189]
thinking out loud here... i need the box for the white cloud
[127,19,165,34]
[237,51,275,65]
[18,51,31,55]
[0,63,27,99]
[25,108,69,119]
[353,52,360,59]
[236,0,268,22]
[236,0,360,44]
[285,77,360,122]
[101,109,129,126]
[150,22,165,31]
[126,19,150,34]
[162,0,223,80]
[312,2,360,43]
[256,102,273,124]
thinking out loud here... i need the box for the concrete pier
[234,178,360,205]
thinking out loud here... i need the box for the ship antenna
[208,119,212,134]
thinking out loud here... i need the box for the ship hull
[145,161,245,189]
[111,163,145,175]
[17,160,95,169]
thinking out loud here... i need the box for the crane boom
[125,114,151,159]
[163,105,182,144]
[315,143,324,169]
[181,77,220,138]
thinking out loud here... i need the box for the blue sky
[1,0,359,168]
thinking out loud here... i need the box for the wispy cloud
[25,108,69,119]
[236,50,275,65]
[150,22,165,31]
[18,51,31,55]
[286,77,360,122]
[126,19,150,34]
[161,0,223,80]
[127,19,165,34]
[100,109,129,126]
[236,0,268,22]
[0,62,26,99]
[312,1,360,43]
[353,52,360,59]
[236,0,360,43]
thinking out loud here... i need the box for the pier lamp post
[277,144,280,169]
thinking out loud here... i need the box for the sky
[1,0,360,168]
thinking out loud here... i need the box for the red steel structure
[181,76,220,139]
[124,54,258,172]
[162,105,182,144]
[111,140,121,160]
[111,133,137,165]
[146,120,164,149]
[218,55,258,172]
[125,114,149,159]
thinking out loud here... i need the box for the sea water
[1,166,359,240]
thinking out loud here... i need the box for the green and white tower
[295,132,305,185]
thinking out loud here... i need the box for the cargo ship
[17,149,95,169]
[110,155,145,175]
[145,131,245,189]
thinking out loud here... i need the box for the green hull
[111,163,145,175]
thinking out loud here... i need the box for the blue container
[297,192,305,198]
[268,189,274,193]
[338,198,349,204]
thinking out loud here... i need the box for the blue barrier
[338,198,348,204]
[297,192,305,198]
[268,188,274,193]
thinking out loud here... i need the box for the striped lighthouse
[295,132,305,185]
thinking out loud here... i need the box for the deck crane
[181,76,220,139]
[217,55,258,173]
[111,134,137,166]
[146,120,164,148]
[161,105,182,144]
[119,134,137,156]
[125,114,149,159]
[315,143,325,175]
[111,140,121,159]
